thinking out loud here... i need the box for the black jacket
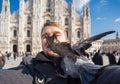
[0,51,80,84]
[92,53,103,65]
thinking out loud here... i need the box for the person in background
[114,51,120,64]
[0,51,5,70]
[106,51,116,65]
[13,52,17,60]
[92,50,103,65]
[6,51,10,60]
[117,53,120,65]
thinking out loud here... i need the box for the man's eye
[56,34,61,36]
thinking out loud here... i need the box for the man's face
[41,26,68,57]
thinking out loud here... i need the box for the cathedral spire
[82,5,91,39]
[3,0,10,5]
[19,0,25,15]
[2,0,10,15]
[70,0,75,16]
[83,5,90,17]
[71,0,75,5]
[71,0,75,10]
[70,0,76,45]
[3,0,10,2]
[19,0,25,8]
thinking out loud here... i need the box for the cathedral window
[13,30,17,37]
[65,18,69,25]
[77,31,80,38]
[46,9,50,12]
[46,20,50,23]
[13,45,17,52]
[5,6,7,12]
[27,16,31,24]
[27,30,31,37]
[26,44,31,52]
[65,28,69,38]
[46,0,51,12]
[66,31,69,38]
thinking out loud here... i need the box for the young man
[0,22,80,84]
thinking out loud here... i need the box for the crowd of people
[0,51,37,70]
[92,50,120,65]
[0,22,120,84]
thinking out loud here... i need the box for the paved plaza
[3,56,23,69]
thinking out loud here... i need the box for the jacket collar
[35,51,62,63]
[35,51,52,62]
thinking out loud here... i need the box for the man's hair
[41,22,65,34]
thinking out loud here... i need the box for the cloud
[96,17,106,20]
[100,0,108,6]
[100,0,107,4]
[115,18,120,22]
[75,0,90,12]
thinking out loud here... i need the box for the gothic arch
[13,44,18,52]
[26,44,31,52]
[77,31,80,38]
[75,29,80,38]
[11,26,17,30]
[65,18,69,25]
[13,29,17,37]
[27,29,31,37]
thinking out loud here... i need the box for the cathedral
[0,0,91,54]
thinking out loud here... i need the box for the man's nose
[49,33,54,37]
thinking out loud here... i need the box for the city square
[0,0,120,84]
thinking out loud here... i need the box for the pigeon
[45,30,115,80]
[72,30,115,56]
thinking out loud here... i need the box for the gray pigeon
[45,30,115,84]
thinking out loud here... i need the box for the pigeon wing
[72,30,115,55]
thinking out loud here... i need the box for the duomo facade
[1,0,119,55]
[0,0,91,54]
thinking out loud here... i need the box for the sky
[0,0,120,39]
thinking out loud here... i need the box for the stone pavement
[3,56,23,69]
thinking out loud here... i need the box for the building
[89,40,104,52]
[90,32,120,53]
[101,39,120,53]
[100,32,120,53]
[0,0,91,54]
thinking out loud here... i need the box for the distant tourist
[6,51,10,60]
[92,50,103,65]
[13,52,17,60]
[0,51,5,70]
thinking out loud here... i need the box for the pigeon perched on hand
[45,30,115,83]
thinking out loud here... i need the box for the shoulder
[97,65,120,84]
